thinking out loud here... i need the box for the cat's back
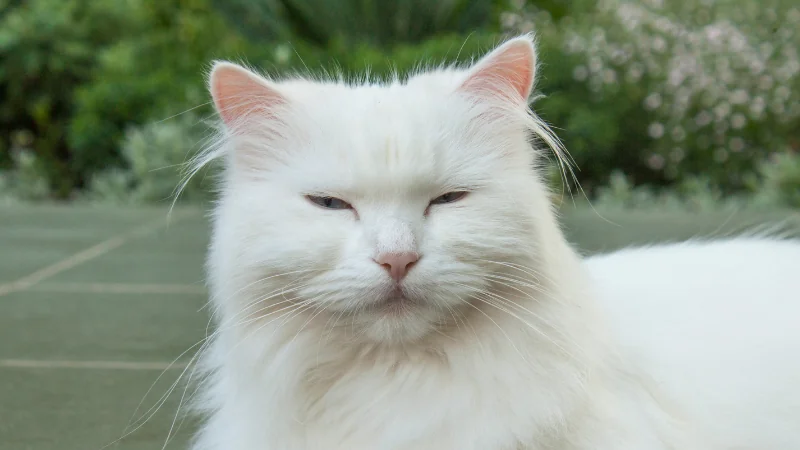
[583,238,800,449]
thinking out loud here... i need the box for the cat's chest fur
[220,320,590,450]
[297,360,532,449]
[212,325,698,450]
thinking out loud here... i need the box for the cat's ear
[208,61,285,129]
[459,35,537,104]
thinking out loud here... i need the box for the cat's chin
[355,291,441,343]
[366,288,417,314]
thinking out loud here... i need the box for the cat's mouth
[357,286,443,342]
[368,287,418,315]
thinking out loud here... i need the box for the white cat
[189,35,800,449]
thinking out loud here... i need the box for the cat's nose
[375,252,419,282]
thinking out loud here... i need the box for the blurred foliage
[86,115,212,204]
[749,151,800,208]
[512,0,800,195]
[0,0,797,209]
[0,0,138,197]
[0,150,51,202]
[67,0,265,192]
[211,0,499,47]
[0,0,269,199]
[591,170,748,212]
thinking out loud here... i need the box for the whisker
[440,286,535,370]
[456,285,579,360]
[116,270,328,446]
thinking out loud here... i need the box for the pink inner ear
[210,63,284,127]
[460,38,537,103]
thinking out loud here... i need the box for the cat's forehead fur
[200,35,561,207]
[269,70,501,197]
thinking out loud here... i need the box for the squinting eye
[306,195,352,210]
[430,191,468,205]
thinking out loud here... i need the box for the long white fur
[188,35,800,449]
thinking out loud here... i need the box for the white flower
[750,96,766,117]
[749,60,765,75]
[730,89,749,105]
[775,86,791,102]
[648,122,665,139]
[730,35,747,52]
[695,111,713,127]
[644,92,662,110]
[730,137,746,152]
[611,49,629,65]
[647,154,666,170]
[714,102,732,121]
[500,12,518,29]
[670,147,685,162]
[273,45,291,64]
[627,65,644,82]
[671,126,687,142]
[652,37,667,53]
[590,57,603,73]
[758,75,774,90]
[565,35,585,54]
[573,66,589,81]
[731,113,747,129]
[603,69,618,85]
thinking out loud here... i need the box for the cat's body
[586,240,800,449]
[190,35,800,449]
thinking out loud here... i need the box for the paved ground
[1,203,797,449]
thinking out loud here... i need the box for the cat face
[207,36,555,343]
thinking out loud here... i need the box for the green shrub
[68,0,267,192]
[749,151,800,208]
[0,0,139,197]
[87,115,212,204]
[590,170,755,212]
[0,0,268,199]
[0,150,51,202]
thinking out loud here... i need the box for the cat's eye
[430,191,468,205]
[306,195,352,210]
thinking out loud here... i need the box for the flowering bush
[506,0,800,195]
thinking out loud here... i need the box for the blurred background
[0,0,798,449]
[1,0,798,208]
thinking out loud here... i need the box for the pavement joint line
[26,282,207,295]
[0,211,195,297]
[0,359,190,370]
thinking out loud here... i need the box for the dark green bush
[0,0,139,197]
[210,0,500,47]
[68,0,266,191]
[0,0,273,199]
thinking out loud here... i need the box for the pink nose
[375,252,419,282]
